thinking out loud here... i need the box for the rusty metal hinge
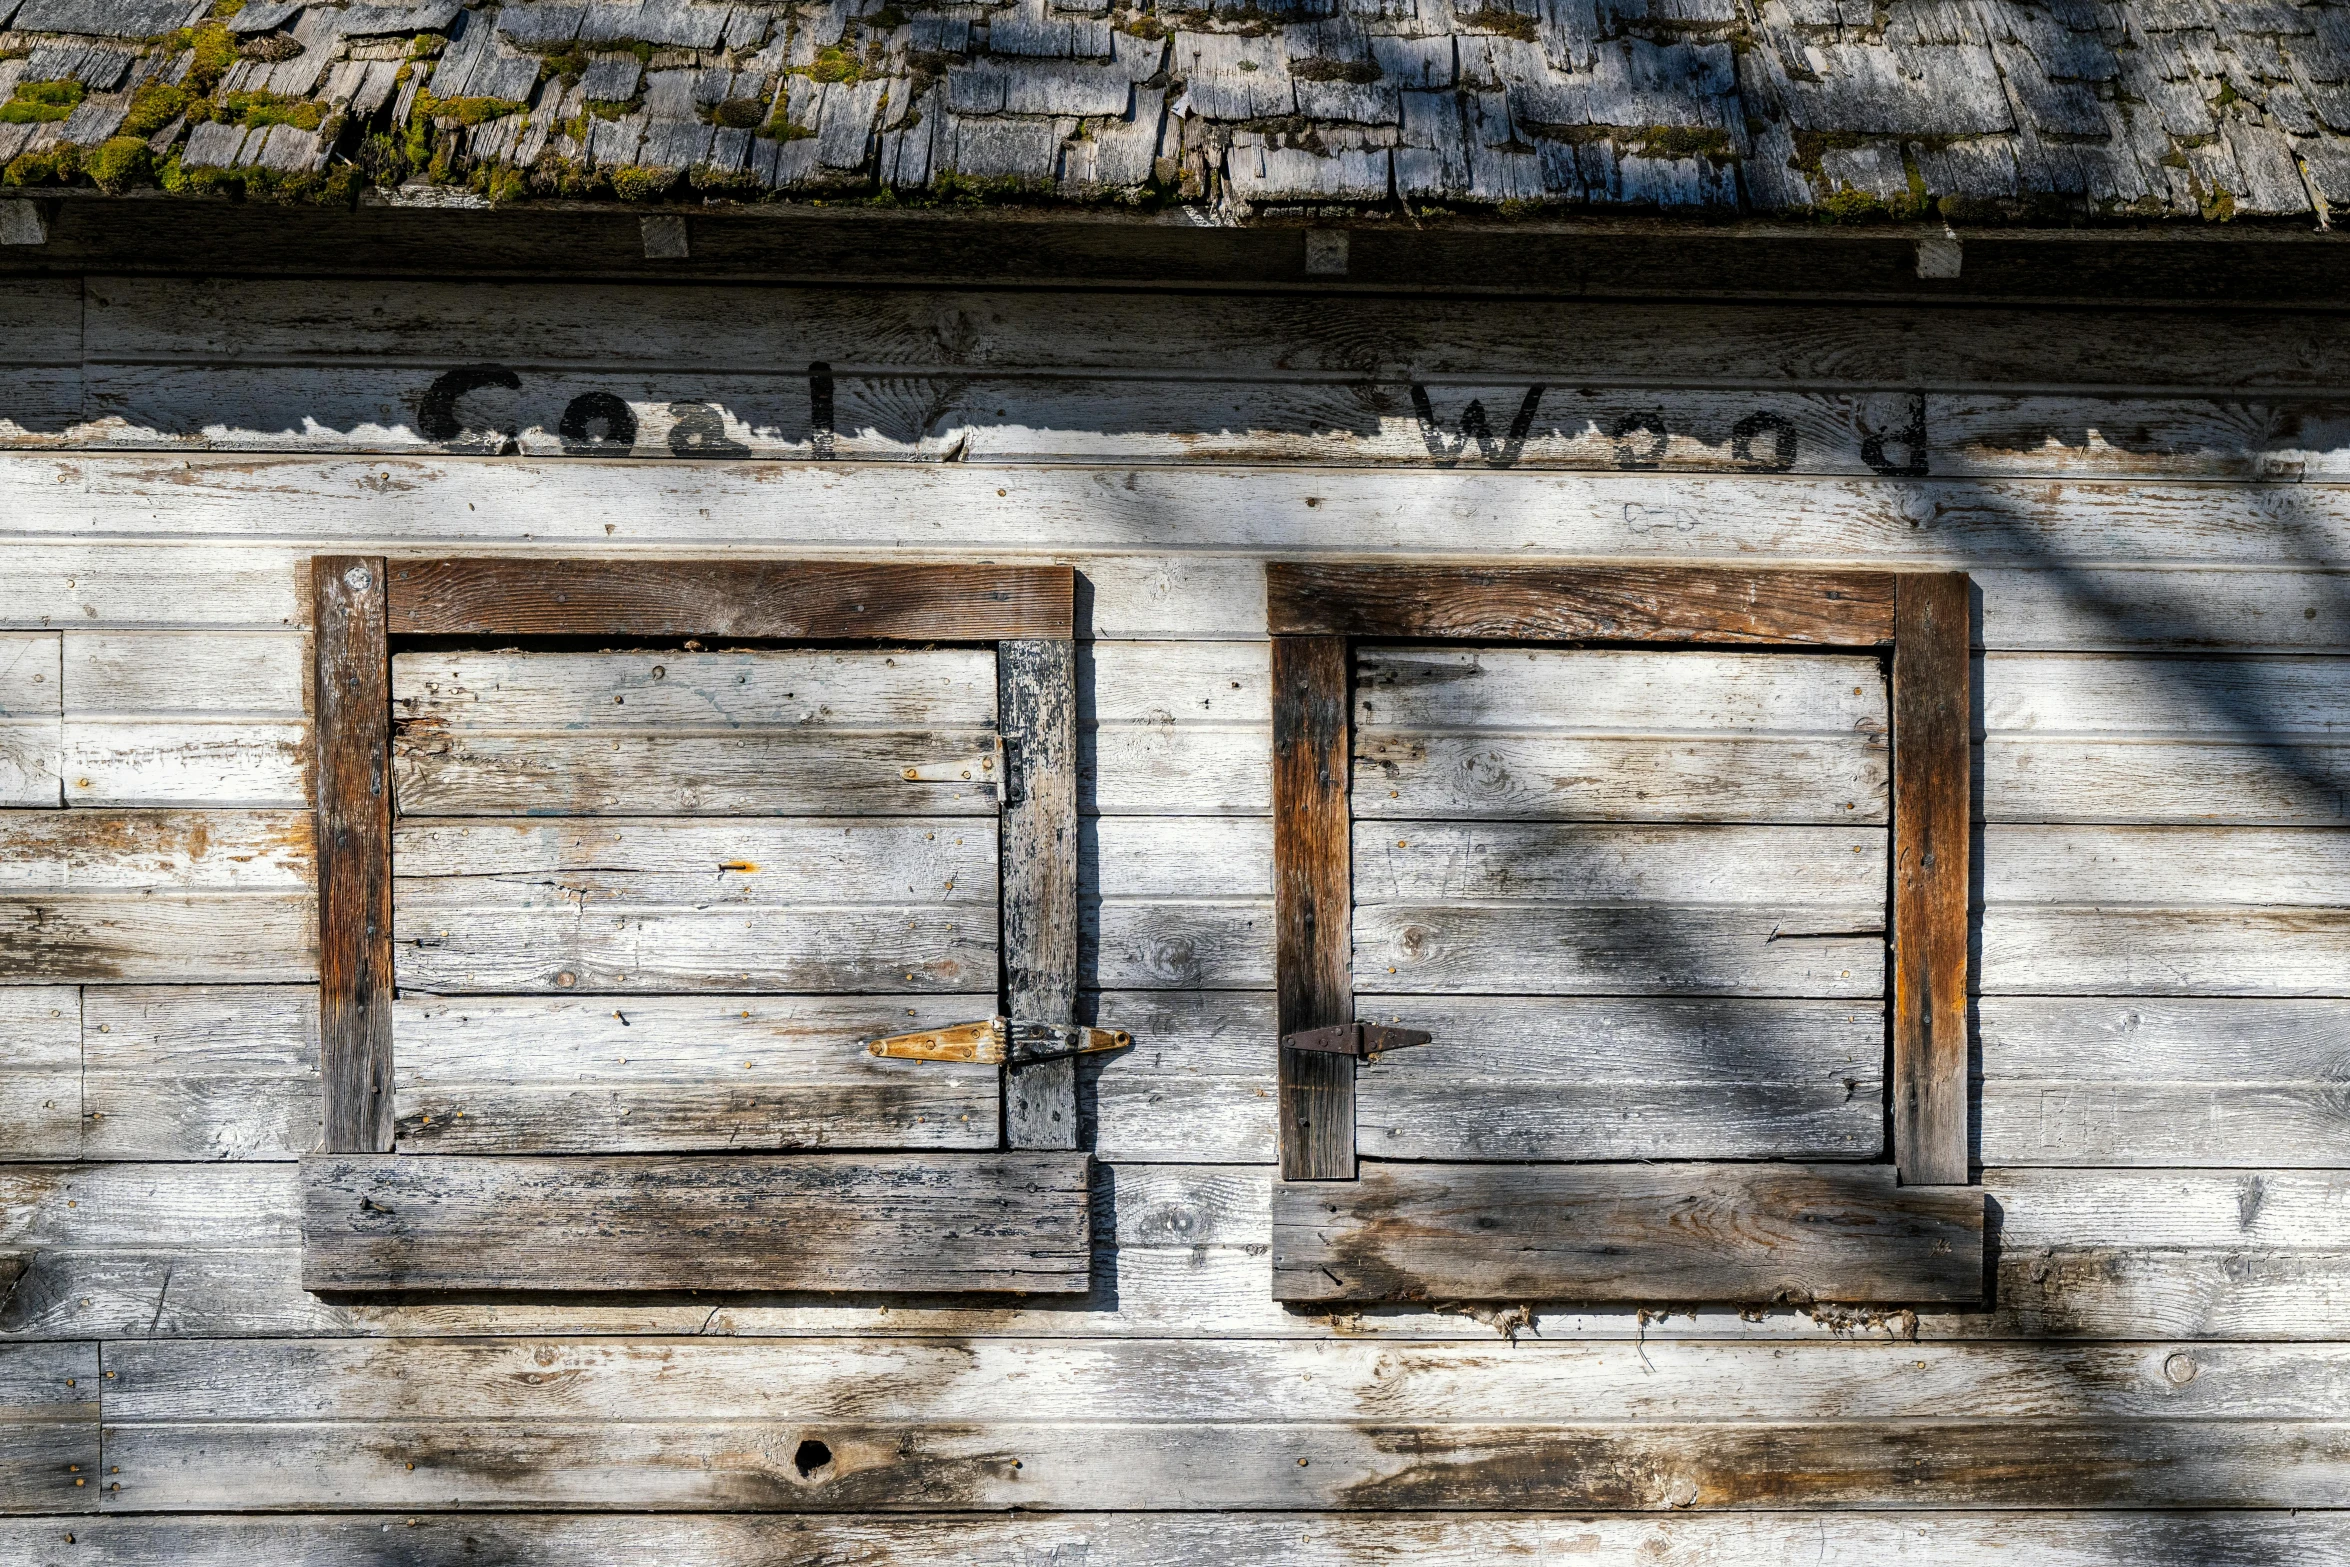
[1281,1023,1433,1060]
[865,1016,1132,1066]
[902,737,1003,803]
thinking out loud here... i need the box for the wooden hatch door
[300,558,1104,1295]
[1264,565,1984,1308]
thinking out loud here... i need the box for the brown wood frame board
[1271,1163,1984,1304]
[304,1152,1092,1295]
[308,557,1083,1295]
[1264,561,1976,1303]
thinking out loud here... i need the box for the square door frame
[1266,562,1979,1306]
[303,555,1089,1295]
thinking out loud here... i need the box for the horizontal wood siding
[0,275,2346,1552]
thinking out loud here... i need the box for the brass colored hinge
[866,1016,1132,1066]
[1281,1023,1433,1060]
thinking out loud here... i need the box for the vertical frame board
[1893,572,1973,1186]
[312,556,394,1153]
[1001,637,1081,1149]
[303,557,1094,1295]
[1262,563,1983,1305]
[1273,636,1357,1181]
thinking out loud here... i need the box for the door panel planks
[1273,636,1356,1181]
[1271,1164,1985,1305]
[1001,639,1083,1150]
[299,1152,1092,1294]
[312,558,394,1154]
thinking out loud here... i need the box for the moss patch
[610,163,675,201]
[414,90,528,126]
[216,90,327,130]
[1455,6,1540,42]
[0,79,87,125]
[798,45,866,84]
[1288,57,1380,83]
[123,82,188,138]
[88,135,152,193]
[708,96,765,128]
[1628,124,1732,161]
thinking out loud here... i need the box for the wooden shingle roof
[0,0,2341,222]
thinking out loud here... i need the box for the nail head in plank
[1267,564,1897,645]
[1893,571,1972,1186]
[1273,635,1355,1181]
[1000,638,1081,1150]
[387,559,1076,641]
[312,556,394,1153]
[1271,1162,1984,1304]
[301,1152,1092,1295]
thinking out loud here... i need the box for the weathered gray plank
[300,1152,1092,1294]
[0,988,78,1160]
[1352,823,1886,904]
[1352,904,1884,995]
[0,1341,99,1515]
[24,458,2350,568]
[394,732,1004,817]
[1354,997,1882,1161]
[1355,734,1890,823]
[1273,1164,1982,1305]
[392,994,999,1153]
[0,633,61,808]
[392,648,993,730]
[84,1416,2350,1511]
[1982,739,2350,824]
[57,630,306,806]
[1001,639,1080,1149]
[9,1160,2350,1340]
[394,905,999,994]
[1356,647,1887,733]
[1979,908,2350,996]
[392,817,1000,905]
[102,1336,2350,1425]
[81,985,316,1162]
[17,1511,2350,1566]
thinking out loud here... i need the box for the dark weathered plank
[1271,1163,1984,1304]
[300,1153,1091,1294]
[1893,571,1972,1186]
[387,559,1074,641]
[999,639,1080,1150]
[1272,635,1355,1182]
[312,557,394,1154]
[1268,564,1896,644]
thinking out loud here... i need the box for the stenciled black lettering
[1410,384,1546,469]
[557,391,639,455]
[809,360,836,461]
[666,400,752,458]
[1730,410,1800,472]
[1860,393,1930,477]
[1609,411,1669,470]
[418,365,522,451]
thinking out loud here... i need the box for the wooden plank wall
[2,272,2350,1560]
